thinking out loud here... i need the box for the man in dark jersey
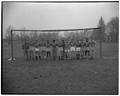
[29,40,34,60]
[81,39,85,59]
[76,40,80,59]
[85,38,89,59]
[42,41,47,60]
[52,40,57,60]
[22,39,29,60]
[64,40,68,59]
[62,40,65,60]
[46,40,51,59]
[91,40,96,59]
[79,40,82,59]
[89,39,93,59]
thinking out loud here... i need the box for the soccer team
[22,38,96,60]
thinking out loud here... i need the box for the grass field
[2,41,118,94]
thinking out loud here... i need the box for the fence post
[11,29,13,61]
[8,29,16,62]
[99,27,102,59]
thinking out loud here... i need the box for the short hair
[53,40,55,42]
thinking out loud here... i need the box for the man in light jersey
[76,40,80,59]
[62,40,65,60]
[46,40,51,60]
[82,39,86,59]
[92,40,96,59]
[85,38,90,59]
[78,40,82,59]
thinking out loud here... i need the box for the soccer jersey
[46,42,50,47]
[85,41,89,47]
[23,42,29,51]
[76,41,79,47]
[81,42,83,47]
[52,42,56,48]
[78,41,81,47]
[83,41,86,47]
[91,40,95,47]
[62,40,65,49]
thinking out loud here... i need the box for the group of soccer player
[22,38,96,60]
[61,38,96,60]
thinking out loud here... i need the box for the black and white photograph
[2,1,119,94]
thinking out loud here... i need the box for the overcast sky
[3,2,119,37]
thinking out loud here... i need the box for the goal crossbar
[12,27,100,32]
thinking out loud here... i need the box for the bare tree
[91,16,105,41]
[98,16,105,42]
[5,25,13,45]
[107,16,119,42]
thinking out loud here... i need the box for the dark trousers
[53,48,56,60]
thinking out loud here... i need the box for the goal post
[8,27,102,62]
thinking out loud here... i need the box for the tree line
[91,16,119,42]
[4,16,119,45]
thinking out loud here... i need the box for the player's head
[53,40,55,43]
